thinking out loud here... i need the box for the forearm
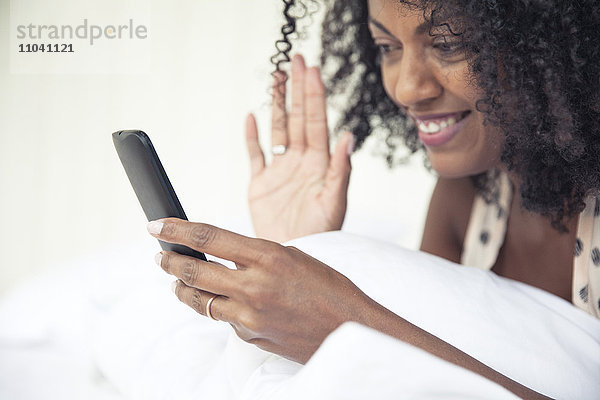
[357,298,552,400]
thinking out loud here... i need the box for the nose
[385,50,443,108]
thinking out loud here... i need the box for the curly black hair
[271,0,600,231]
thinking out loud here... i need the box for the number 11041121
[19,43,74,53]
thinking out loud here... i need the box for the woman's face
[367,0,503,177]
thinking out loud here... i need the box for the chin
[426,150,498,178]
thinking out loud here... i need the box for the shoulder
[420,176,477,263]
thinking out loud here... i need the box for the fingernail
[154,252,162,266]
[171,281,177,294]
[147,220,164,236]
[347,133,355,155]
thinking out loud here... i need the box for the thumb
[324,132,354,195]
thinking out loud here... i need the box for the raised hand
[245,54,354,243]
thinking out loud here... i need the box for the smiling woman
[256,0,600,308]
[310,0,600,229]
[1,0,598,399]
[366,5,504,177]
[149,0,600,399]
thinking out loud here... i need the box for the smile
[410,111,472,147]
[414,111,471,134]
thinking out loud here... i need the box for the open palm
[245,54,354,243]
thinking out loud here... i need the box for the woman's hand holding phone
[148,217,374,364]
[245,54,354,243]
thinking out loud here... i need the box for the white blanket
[2,231,599,399]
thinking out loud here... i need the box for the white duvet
[1,231,599,399]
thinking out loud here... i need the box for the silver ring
[205,294,219,321]
[271,145,287,155]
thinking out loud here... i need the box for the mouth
[410,110,472,147]
[411,111,471,134]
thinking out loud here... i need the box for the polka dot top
[461,171,600,319]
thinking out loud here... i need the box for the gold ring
[205,294,219,321]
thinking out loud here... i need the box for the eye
[374,43,400,56]
[432,37,466,61]
[434,41,461,53]
[376,44,391,54]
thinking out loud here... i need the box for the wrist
[350,294,404,336]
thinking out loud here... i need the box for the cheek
[380,64,398,104]
[436,62,480,104]
[426,115,504,178]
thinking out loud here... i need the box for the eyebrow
[368,16,431,36]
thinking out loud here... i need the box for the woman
[146,0,600,398]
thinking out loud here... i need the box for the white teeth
[428,122,441,133]
[418,121,442,134]
[418,115,462,134]
[419,122,432,133]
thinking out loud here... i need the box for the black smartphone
[112,130,207,261]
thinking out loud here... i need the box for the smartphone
[112,130,207,261]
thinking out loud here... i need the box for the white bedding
[1,231,599,399]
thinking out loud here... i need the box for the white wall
[0,0,436,296]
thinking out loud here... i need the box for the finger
[148,218,274,266]
[172,280,234,323]
[323,132,353,201]
[158,251,235,296]
[208,260,227,268]
[271,71,288,147]
[304,67,329,152]
[288,54,306,150]
[245,113,265,177]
